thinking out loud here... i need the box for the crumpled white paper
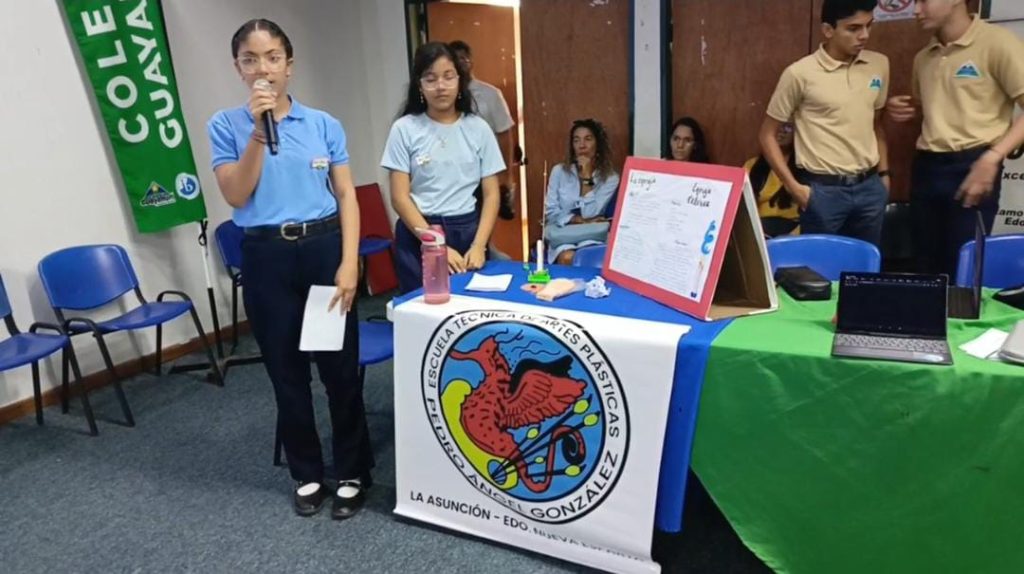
[584,276,611,299]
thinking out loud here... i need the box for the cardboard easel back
[706,177,778,320]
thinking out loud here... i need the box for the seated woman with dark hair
[744,122,800,237]
[667,117,711,163]
[544,118,620,265]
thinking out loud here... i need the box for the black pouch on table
[994,284,1024,311]
[774,266,832,301]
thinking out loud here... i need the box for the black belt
[916,145,991,164]
[797,166,878,187]
[244,214,339,240]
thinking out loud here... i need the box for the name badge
[311,157,330,170]
[415,154,432,166]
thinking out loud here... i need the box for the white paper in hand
[299,285,347,351]
[465,273,513,292]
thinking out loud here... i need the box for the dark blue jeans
[910,147,1002,277]
[394,211,480,295]
[800,174,889,246]
[241,229,373,484]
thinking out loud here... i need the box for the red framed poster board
[603,157,777,321]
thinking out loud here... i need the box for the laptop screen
[837,273,948,338]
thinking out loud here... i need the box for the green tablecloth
[691,289,1024,574]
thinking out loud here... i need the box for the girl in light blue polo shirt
[381,42,505,294]
[207,19,372,520]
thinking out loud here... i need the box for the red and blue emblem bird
[450,335,587,493]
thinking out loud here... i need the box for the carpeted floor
[0,294,769,574]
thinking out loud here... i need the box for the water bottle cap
[416,228,446,246]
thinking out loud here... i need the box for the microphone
[253,79,279,155]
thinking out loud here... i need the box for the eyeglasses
[420,73,459,89]
[237,52,288,73]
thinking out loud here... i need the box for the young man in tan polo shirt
[888,0,1024,276]
[759,0,891,247]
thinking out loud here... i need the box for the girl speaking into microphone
[207,19,373,519]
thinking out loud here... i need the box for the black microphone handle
[263,110,279,155]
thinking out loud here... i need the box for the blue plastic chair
[572,244,607,268]
[767,234,881,281]
[0,274,97,435]
[955,234,1024,288]
[215,221,246,353]
[359,237,392,258]
[603,191,619,219]
[38,245,223,428]
[273,319,395,466]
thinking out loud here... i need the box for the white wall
[0,0,407,410]
[632,0,664,158]
[990,0,1024,21]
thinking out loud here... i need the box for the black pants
[911,147,1003,277]
[241,229,373,484]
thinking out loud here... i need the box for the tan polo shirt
[913,15,1024,152]
[767,46,889,175]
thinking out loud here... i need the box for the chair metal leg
[60,349,70,414]
[154,324,163,376]
[231,282,240,354]
[189,307,224,386]
[65,345,98,436]
[94,332,135,427]
[273,422,284,467]
[31,361,43,426]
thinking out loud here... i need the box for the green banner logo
[62,0,206,233]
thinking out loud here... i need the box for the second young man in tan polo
[759,0,891,247]
[887,0,1024,276]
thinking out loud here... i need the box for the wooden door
[672,0,815,168]
[427,2,522,259]
[811,0,980,202]
[671,0,978,202]
[520,0,631,246]
[806,1,968,202]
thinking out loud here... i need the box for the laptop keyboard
[835,334,948,353]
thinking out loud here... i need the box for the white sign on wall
[993,21,1024,235]
[874,0,915,22]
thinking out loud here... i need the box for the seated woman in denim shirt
[544,118,620,265]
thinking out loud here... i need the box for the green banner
[62,0,206,233]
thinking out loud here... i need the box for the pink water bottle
[419,226,450,304]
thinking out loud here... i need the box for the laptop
[948,211,985,319]
[832,272,953,365]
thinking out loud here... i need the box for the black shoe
[293,482,327,517]
[331,480,366,520]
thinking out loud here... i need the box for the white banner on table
[394,296,690,574]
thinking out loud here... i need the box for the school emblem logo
[954,61,981,79]
[869,75,883,90]
[139,182,176,207]
[421,310,629,524]
[174,173,201,200]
